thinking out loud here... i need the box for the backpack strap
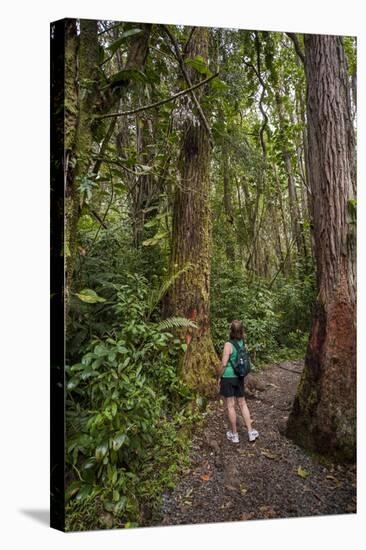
[228,339,243,367]
[230,339,243,352]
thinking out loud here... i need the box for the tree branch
[286,33,305,65]
[89,208,108,229]
[94,72,219,120]
[92,117,117,175]
[243,33,268,158]
[163,25,214,146]
[183,26,197,55]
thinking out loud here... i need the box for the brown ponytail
[229,320,244,340]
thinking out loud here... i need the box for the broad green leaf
[65,480,82,501]
[110,68,148,86]
[106,29,143,53]
[114,496,127,513]
[112,433,127,451]
[82,457,96,471]
[67,376,80,390]
[80,367,98,380]
[75,484,94,501]
[75,289,106,304]
[95,441,109,462]
[184,55,211,76]
[209,78,228,91]
[111,402,118,417]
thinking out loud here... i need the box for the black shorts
[219,377,245,398]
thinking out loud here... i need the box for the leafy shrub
[272,272,315,346]
[211,264,280,363]
[210,262,314,365]
[65,274,201,529]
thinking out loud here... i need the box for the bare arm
[217,342,232,378]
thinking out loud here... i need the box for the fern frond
[146,262,193,317]
[156,316,198,332]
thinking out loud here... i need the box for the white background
[1,1,364,548]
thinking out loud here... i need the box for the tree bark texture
[166,27,220,392]
[222,138,235,262]
[65,19,99,312]
[286,35,356,461]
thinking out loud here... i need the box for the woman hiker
[217,320,259,444]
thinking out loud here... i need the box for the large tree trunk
[286,35,356,462]
[166,27,220,392]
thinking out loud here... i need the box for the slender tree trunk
[286,35,356,462]
[133,114,154,246]
[222,138,235,262]
[165,27,220,392]
[273,163,291,275]
[296,80,316,265]
[275,92,303,259]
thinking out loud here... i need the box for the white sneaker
[248,429,259,442]
[226,430,239,443]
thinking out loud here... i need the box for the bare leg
[237,397,252,431]
[226,397,237,433]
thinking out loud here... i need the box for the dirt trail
[161,360,356,526]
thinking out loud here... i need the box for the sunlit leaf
[75,289,106,304]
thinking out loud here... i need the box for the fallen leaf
[259,505,277,518]
[326,474,342,487]
[238,450,255,456]
[241,511,255,520]
[261,449,278,460]
[240,483,248,495]
[297,466,310,479]
[200,474,210,481]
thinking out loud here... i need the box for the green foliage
[210,261,314,365]
[74,288,107,303]
[66,273,202,529]
[106,28,143,54]
[343,36,357,76]
[272,270,315,347]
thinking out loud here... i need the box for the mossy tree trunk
[166,27,220,393]
[65,19,99,311]
[286,35,356,462]
[65,22,152,312]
